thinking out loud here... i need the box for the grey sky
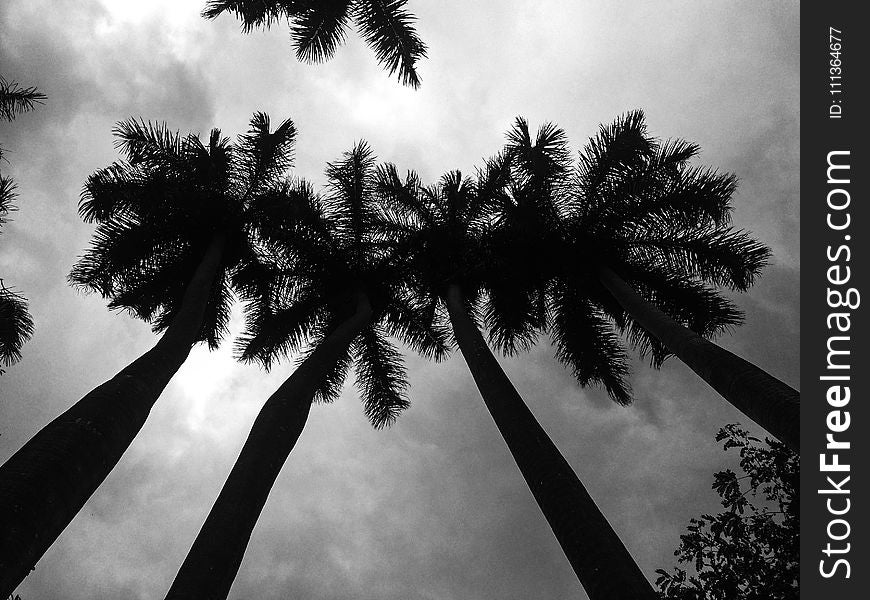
[1,1,799,599]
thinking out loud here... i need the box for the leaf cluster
[203,0,427,88]
[655,425,798,600]
[0,284,34,372]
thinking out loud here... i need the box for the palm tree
[0,76,45,374]
[202,0,427,88]
[543,111,798,450]
[163,142,448,600]
[0,113,297,596]
[375,160,659,599]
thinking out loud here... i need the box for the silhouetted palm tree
[203,0,427,88]
[515,111,797,450]
[164,142,448,600]
[0,76,44,374]
[0,113,297,595]
[375,158,659,599]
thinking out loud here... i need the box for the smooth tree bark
[0,235,226,596]
[597,265,799,452]
[164,293,374,600]
[444,283,658,600]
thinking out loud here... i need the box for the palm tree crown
[70,112,297,349]
[235,140,450,425]
[203,0,427,88]
[0,112,301,597]
[483,112,770,402]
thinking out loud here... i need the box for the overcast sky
[0,1,799,599]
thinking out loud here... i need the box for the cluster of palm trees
[0,2,798,600]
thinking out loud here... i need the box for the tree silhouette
[203,0,427,88]
[0,113,297,596]
[656,425,798,599]
[552,111,797,450]
[373,112,790,597]
[374,157,658,599]
[163,142,448,600]
[477,112,796,450]
[0,76,44,374]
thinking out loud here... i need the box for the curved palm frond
[201,0,292,30]
[0,175,17,227]
[617,225,770,292]
[0,286,33,370]
[549,281,633,405]
[0,77,46,122]
[352,0,427,88]
[353,324,409,428]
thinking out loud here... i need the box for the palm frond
[484,282,546,356]
[577,110,656,216]
[353,324,409,428]
[236,112,297,196]
[352,0,427,88]
[236,286,325,369]
[290,1,352,63]
[620,226,771,291]
[0,77,46,122]
[324,140,377,257]
[599,266,744,368]
[112,118,184,169]
[0,286,33,368]
[549,281,632,405]
[201,0,290,30]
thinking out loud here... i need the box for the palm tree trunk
[0,234,226,596]
[597,265,799,451]
[443,283,657,600]
[164,292,373,600]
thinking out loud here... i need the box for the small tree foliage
[656,424,798,600]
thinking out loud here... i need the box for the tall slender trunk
[0,235,226,596]
[444,284,657,600]
[597,265,799,451]
[164,293,373,600]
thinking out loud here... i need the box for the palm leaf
[290,1,352,63]
[352,0,427,88]
[549,281,632,405]
[352,324,409,428]
[0,76,46,122]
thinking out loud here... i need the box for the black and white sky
[0,1,799,599]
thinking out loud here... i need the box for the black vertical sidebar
[801,3,867,598]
